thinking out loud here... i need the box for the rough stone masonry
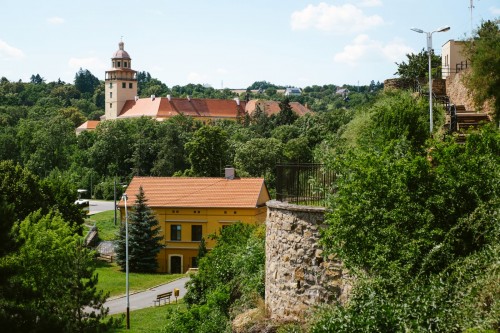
[265,200,351,322]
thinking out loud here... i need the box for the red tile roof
[76,120,100,130]
[119,97,246,120]
[118,177,270,209]
[245,100,311,117]
[118,97,310,121]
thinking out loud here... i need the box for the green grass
[111,301,186,332]
[96,261,185,297]
[85,210,120,241]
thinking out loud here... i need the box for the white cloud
[47,16,65,25]
[358,0,383,7]
[490,6,500,15]
[0,39,25,59]
[290,2,384,34]
[187,72,207,83]
[334,34,413,66]
[68,57,106,73]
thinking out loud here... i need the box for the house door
[171,256,182,274]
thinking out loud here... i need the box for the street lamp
[411,26,450,135]
[123,193,130,329]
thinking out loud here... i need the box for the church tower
[104,41,137,119]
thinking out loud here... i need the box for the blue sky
[0,0,498,88]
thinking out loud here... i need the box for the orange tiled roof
[118,177,269,208]
[76,120,100,130]
[119,97,246,120]
[245,100,311,117]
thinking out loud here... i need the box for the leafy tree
[234,137,283,188]
[16,114,77,176]
[185,126,229,177]
[1,210,117,332]
[463,19,500,119]
[395,48,442,81]
[115,186,163,272]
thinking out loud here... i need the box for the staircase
[446,104,491,142]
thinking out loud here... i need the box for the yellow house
[118,173,270,273]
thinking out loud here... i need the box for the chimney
[225,167,235,180]
[234,97,240,106]
[151,95,155,101]
[167,94,171,101]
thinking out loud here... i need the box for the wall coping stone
[266,200,327,213]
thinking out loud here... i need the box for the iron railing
[276,163,335,206]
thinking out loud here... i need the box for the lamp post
[411,26,450,135]
[123,193,130,329]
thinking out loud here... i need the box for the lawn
[85,210,120,241]
[95,261,186,297]
[111,301,186,332]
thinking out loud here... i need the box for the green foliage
[115,186,164,272]
[0,210,118,332]
[185,125,230,177]
[275,97,299,126]
[168,224,265,333]
[316,94,500,332]
[395,48,442,80]
[463,19,500,118]
[74,68,100,96]
[234,137,283,187]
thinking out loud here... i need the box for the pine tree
[275,97,298,126]
[115,186,164,272]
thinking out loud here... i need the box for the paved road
[88,200,116,215]
[104,276,190,315]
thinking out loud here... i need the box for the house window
[109,103,112,108]
[191,257,198,268]
[129,83,133,89]
[109,82,112,88]
[124,61,128,68]
[122,82,126,88]
[109,92,112,98]
[171,225,181,241]
[117,61,121,67]
[191,225,202,242]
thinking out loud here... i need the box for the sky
[0,0,498,89]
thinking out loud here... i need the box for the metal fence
[276,163,335,206]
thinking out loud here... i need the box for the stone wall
[384,78,446,96]
[265,200,350,322]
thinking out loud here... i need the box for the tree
[30,74,45,84]
[275,97,298,126]
[395,48,442,81]
[463,19,500,119]
[74,68,100,95]
[234,137,283,188]
[1,211,117,332]
[185,126,229,177]
[115,186,163,272]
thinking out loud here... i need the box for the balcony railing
[276,163,335,207]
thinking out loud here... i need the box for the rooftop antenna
[469,0,475,36]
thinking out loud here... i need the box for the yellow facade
[120,205,267,273]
